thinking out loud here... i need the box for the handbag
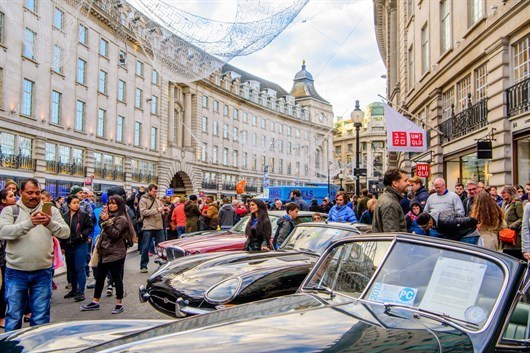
[499,228,517,245]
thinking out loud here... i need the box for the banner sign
[235,180,246,194]
[384,103,427,153]
[416,163,430,178]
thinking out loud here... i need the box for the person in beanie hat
[64,186,95,224]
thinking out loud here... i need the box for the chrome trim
[181,306,215,315]
[204,277,243,305]
[138,285,149,303]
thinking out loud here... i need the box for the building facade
[333,102,388,195]
[0,0,333,197]
[374,0,529,188]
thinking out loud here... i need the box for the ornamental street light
[351,100,364,195]
[338,172,344,191]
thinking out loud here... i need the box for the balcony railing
[45,160,84,176]
[0,154,35,171]
[131,170,157,184]
[222,183,236,190]
[93,166,124,181]
[506,77,530,117]
[201,180,218,189]
[246,185,258,192]
[439,96,488,143]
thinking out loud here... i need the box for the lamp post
[327,160,331,199]
[339,172,344,191]
[351,100,364,195]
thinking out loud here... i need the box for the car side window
[499,274,530,345]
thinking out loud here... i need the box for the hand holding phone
[42,202,53,216]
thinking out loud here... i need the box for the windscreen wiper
[302,285,336,299]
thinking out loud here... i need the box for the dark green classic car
[1,233,530,352]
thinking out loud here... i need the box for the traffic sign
[354,168,367,177]
[165,189,174,196]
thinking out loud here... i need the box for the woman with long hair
[0,188,17,328]
[500,185,524,259]
[81,195,134,314]
[244,199,272,251]
[470,191,505,251]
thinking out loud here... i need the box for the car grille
[167,247,185,261]
[148,289,177,316]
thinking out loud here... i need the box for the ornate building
[0,0,333,197]
[374,0,529,187]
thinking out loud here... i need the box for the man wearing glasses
[463,180,480,216]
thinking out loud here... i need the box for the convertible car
[154,211,326,263]
[140,222,362,317]
[3,234,529,352]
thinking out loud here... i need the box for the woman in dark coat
[500,185,524,259]
[62,195,94,302]
[244,199,272,251]
[81,195,134,314]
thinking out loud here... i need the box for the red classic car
[155,211,324,264]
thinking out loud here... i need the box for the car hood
[56,294,472,352]
[0,320,171,353]
[152,251,316,298]
[165,234,245,252]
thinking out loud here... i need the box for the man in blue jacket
[328,192,357,223]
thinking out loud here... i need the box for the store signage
[416,163,430,177]
[384,104,427,153]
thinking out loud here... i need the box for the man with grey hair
[424,178,465,223]
[463,180,480,216]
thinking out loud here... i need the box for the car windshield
[304,239,506,331]
[281,226,353,254]
[231,215,280,234]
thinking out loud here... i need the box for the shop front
[514,132,530,185]
[444,149,492,189]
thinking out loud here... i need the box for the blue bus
[263,185,338,205]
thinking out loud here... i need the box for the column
[183,91,192,147]
[168,83,175,146]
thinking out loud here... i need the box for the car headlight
[162,248,167,258]
[205,277,242,304]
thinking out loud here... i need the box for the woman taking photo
[0,188,17,328]
[470,192,505,251]
[500,185,524,259]
[244,199,272,251]
[81,195,134,314]
[62,195,94,302]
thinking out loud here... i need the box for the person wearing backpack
[273,203,299,249]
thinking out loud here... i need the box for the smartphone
[42,202,53,215]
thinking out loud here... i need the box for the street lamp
[338,172,344,191]
[351,100,364,195]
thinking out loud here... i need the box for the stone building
[374,0,529,188]
[0,0,333,197]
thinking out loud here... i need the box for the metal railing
[439,96,488,143]
[0,154,35,171]
[506,77,530,117]
[201,180,217,189]
[93,166,124,181]
[131,170,157,184]
[45,160,84,176]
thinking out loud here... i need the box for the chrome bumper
[138,285,149,303]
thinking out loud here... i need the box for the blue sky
[153,0,387,119]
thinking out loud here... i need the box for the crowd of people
[0,174,529,333]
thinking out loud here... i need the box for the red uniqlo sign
[416,163,430,177]
[392,131,407,146]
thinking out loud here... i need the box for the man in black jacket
[416,210,479,244]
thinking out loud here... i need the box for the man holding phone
[138,184,166,273]
[0,178,70,331]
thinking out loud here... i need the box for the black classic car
[140,222,362,317]
[2,233,530,352]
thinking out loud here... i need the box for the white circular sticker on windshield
[464,306,488,324]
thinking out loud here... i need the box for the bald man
[424,178,465,223]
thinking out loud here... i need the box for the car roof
[268,211,327,217]
[294,221,362,233]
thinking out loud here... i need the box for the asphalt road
[49,249,170,324]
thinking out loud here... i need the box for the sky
[154,0,387,120]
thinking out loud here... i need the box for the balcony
[45,160,84,176]
[201,180,218,190]
[222,182,236,191]
[94,165,124,181]
[439,96,488,143]
[131,170,157,184]
[0,154,35,171]
[506,77,530,117]
[246,185,258,193]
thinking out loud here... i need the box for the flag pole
[378,94,446,137]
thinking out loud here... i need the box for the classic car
[3,234,529,353]
[140,222,362,317]
[154,211,327,263]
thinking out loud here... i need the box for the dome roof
[290,61,329,103]
[294,61,314,81]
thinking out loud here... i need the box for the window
[233,127,238,141]
[278,159,283,174]
[135,88,143,109]
[287,126,292,136]
[457,75,471,111]
[270,121,275,132]
[98,70,107,94]
[233,108,239,120]
[99,38,108,57]
[408,45,414,89]
[201,143,207,161]
[474,64,488,102]
[223,105,228,116]
[278,124,283,134]
[213,100,219,112]
[213,121,218,135]
[242,152,248,169]
[136,60,144,77]
[232,151,238,167]
[421,22,429,75]
[287,162,292,175]
[252,154,257,171]
[151,95,158,115]
[442,87,455,120]
[120,13,127,26]
[75,100,85,132]
[252,132,257,146]
[0,12,5,45]
[52,45,62,73]
[440,0,451,53]
[50,91,61,125]
[261,118,266,129]
[78,24,87,45]
[117,80,126,102]
[468,0,483,27]
[241,130,247,144]
[202,95,208,108]
[53,7,63,30]
[202,117,208,132]
[152,69,159,85]
[21,79,34,116]
[77,58,86,84]
[134,122,141,146]
[223,124,228,139]
[97,109,106,138]
[295,129,300,138]
[287,142,292,154]
[252,115,257,126]
[261,135,266,147]
[150,127,157,150]
[116,115,124,142]
[212,145,218,163]
[243,112,248,123]
[25,0,36,12]
[223,148,228,165]
[279,140,284,153]
[23,28,36,60]
[513,35,530,83]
